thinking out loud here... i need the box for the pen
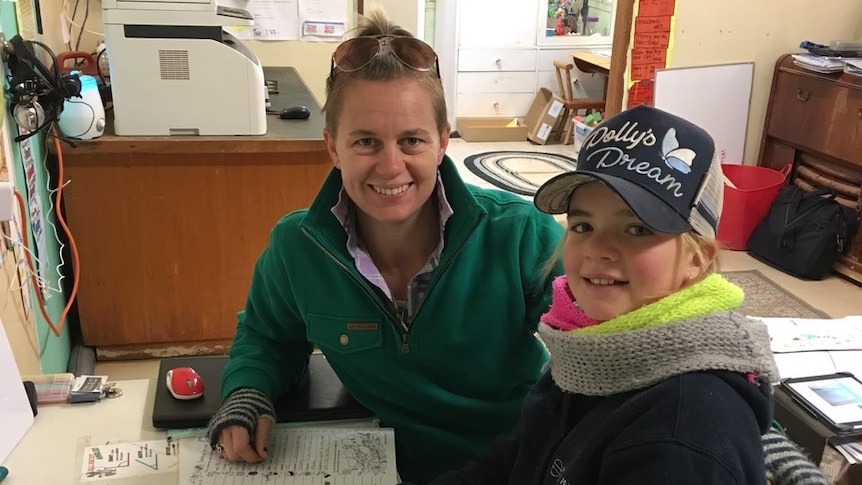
[0,465,9,482]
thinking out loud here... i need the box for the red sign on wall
[638,0,676,18]
[634,16,671,33]
[633,32,671,49]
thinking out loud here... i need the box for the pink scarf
[540,275,600,330]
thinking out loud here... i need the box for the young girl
[416,105,800,484]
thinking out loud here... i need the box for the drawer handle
[495,58,502,66]
[796,89,811,102]
[859,107,862,119]
[493,101,500,112]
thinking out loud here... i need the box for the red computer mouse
[166,366,205,400]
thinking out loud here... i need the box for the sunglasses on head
[330,35,440,77]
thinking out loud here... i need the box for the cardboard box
[820,443,862,485]
[525,87,565,145]
[456,117,528,142]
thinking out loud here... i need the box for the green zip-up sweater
[221,156,565,483]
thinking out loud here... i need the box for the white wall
[371,0,422,37]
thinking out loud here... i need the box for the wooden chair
[553,59,605,144]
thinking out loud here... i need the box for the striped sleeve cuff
[207,388,277,449]
[762,429,828,485]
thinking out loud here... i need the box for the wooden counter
[58,67,332,359]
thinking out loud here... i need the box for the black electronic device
[780,373,862,435]
[152,353,372,429]
[279,105,311,120]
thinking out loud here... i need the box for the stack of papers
[845,59,862,77]
[791,53,849,73]
[754,316,862,380]
[832,436,862,464]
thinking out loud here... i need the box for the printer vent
[158,50,191,80]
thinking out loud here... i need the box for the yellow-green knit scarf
[577,273,743,335]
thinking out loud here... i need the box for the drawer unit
[456,71,537,93]
[766,72,861,163]
[457,48,538,72]
[454,92,535,117]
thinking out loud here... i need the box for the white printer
[102,0,266,136]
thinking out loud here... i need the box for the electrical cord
[63,0,102,42]
[12,127,81,337]
[74,0,91,61]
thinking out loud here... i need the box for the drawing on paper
[80,439,179,482]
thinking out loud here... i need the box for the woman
[207,8,563,483]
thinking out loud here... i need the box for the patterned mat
[462,151,578,196]
[722,270,830,318]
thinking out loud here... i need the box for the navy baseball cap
[534,105,723,238]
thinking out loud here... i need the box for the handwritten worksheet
[179,427,397,484]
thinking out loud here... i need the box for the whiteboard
[0,318,34,463]
[653,63,754,165]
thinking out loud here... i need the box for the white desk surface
[5,379,168,485]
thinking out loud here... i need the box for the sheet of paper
[773,351,836,379]
[80,440,178,482]
[0,317,35,463]
[757,316,862,353]
[179,427,397,484]
[298,0,347,40]
[830,351,862,379]
[224,0,301,40]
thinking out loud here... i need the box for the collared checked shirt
[330,174,454,323]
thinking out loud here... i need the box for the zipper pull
[395,305,411,353]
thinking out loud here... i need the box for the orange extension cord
[12,128,80,337]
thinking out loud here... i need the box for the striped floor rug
[462,151,578,196]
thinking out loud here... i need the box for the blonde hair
[323,6,448,137]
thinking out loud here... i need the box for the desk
[571,51,612,105]
[4,379,168,485]
[4,379,384,484]
[56,67,332,358]
[572,52,611,75]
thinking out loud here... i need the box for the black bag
[747,185,857,280]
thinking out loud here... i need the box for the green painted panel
[1,1,72,373]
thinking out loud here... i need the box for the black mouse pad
[151,353,373,429]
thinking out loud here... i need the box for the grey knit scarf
[538,275,780,396]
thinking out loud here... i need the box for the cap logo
[585,120,657,150]
[660,128,696,175]
[584,147,685,199]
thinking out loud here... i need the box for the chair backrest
[553,59,575,102]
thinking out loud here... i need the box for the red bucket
[717,164,790,250]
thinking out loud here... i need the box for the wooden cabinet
[59,68,331,359]
[759,54,862,283]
